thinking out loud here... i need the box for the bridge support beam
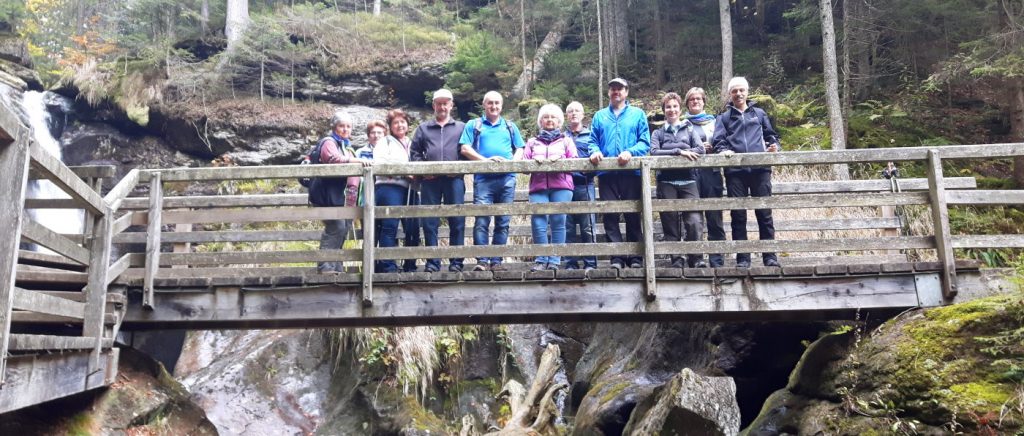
[119,272,963,329]
[0,132,30,386]
[926,149,957,300]
[640,160,657,301]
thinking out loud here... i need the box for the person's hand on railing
[676,149,700,161]
[354,158,373,167]
[720,150,735,157]
[547,155,562,163]
[617,150,632,166]
[489,156,508,162]
[589,151,604,165]
[766,143,779,153]
[534,156,547,164]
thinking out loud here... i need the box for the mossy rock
[745,293,1024,435]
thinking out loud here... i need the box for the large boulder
[624,368,741,435]
[743,293,1024,435]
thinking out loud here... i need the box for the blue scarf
[685,112,715,126]
[537,129,563,144]
[331,132,350,147]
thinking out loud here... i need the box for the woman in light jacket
[521,104,578,271]
[386,109,421,272]
[363,119,415,273]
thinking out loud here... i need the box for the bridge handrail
[136,142,1024,181]
[103,143,1024,308]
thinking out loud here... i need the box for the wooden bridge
[1,98,1023,412]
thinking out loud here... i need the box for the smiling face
[432,98,453,122]
[367,126,386,144]
[483,94,503,120]
[729,85,748,107]
[389,117,409,139]
[608,84,628,106]
[540,112,561,130]
[566,104,584,129]
[664,98,682,124]
[333,121,353,139]
[687,92,706,115]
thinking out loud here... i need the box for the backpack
[471,118,517,152]
[297,137,331,188]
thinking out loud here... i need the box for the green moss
[948,382,1013,409]
[599,381,633,405]
[66,412,95,436]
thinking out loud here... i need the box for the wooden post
[0,134,30,386]
[361,167,375,307]
[143,173,163,309]
[83,204,113,373]
[640,160,657,301]
[82,177,102,241]
[172,213,192,269]
[926,149,957,300]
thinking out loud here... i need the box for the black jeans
[698,168,726,266]
[657,181,703,266]
[726,170,776,264]
[598,173,643,266]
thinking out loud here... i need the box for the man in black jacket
[712,77,781,268]
[410,89,468,272]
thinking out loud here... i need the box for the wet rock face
[59,121,204,190]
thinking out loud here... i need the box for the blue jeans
[401,189,421,272]
[473,174,516,265]
[565,181,597,269]
[374,184,407,273]
[529,189,573,265]
[420,176,465,270]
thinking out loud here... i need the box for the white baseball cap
[433,89,454,101]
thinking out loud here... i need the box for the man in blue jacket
[712,77,781,268]
[589,78,651,269]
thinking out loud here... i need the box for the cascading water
[23,91,83,245]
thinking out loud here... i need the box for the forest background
[3,0,1024,265]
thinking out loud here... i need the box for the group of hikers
[307,76,782,274]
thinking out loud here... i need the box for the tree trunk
[1013,83,1024,187]
[821,0,849,179]
[225,0,250,53]
[597,0,605,108]
[609,0,626,77]
[719,0,733,105]
[488,344,567,435]
[201,0,210,36]
[511,16,569,100]
[520,0,527,72]
[373,0,381,16]
[841,0,851,143]
[654,0,665,86]
[75,0,87,35]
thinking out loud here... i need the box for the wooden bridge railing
[96,142,1024,312]
[0,118,120,396]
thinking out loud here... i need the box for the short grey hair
[565,101,584,113]
[536,103,564,129]
[330,110,353,127]
[727,77,749,92]
[483,91,503,103]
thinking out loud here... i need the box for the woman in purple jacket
[522,104,579,271]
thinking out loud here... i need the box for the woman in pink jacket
[521,104,578,271]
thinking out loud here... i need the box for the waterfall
[24,91,84,245]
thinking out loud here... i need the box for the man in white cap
[410,89,468,272]
[588,77,651,270]
[712,76,781,268]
